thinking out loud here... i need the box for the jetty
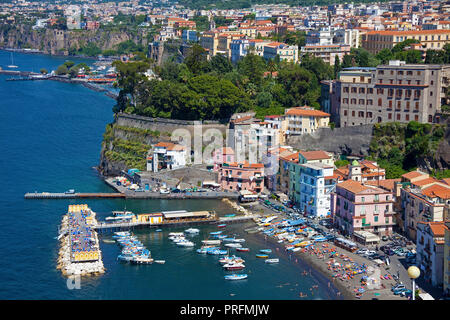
[25,192,125,199]
[57,204,105,277]
[90,210,259,234]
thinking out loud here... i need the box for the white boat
[232,239,246,243]
[172,237,187,243]
[7,52,18,68]
[223,262,245,270]
[225,243,242,248]
[265,258,279,264]
[169,232,184,237]
[177,240,195,247]
[154,260,166,264]
[292,247,301,252]
[225,274,248,280]
[184,228,200,234]
[202,239,221,245]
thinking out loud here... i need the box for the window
[359,88,365,94]
[389,101,392,108]
[375,216,378,222]
[415,102,419,110]
[397,101,401,109]
[406,114,409,121]
[378,98,382,106]
[344,110,347,116]
[415,115,419,121]
[361,197,365,203]
[428,115,433,123]
[406,101,410,109]
[388,113,392,120]
[352,111,355,117]
[397,113,401,120]
[359,99,365,105]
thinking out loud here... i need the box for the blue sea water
[0,50,339,300]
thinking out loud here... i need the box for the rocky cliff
[0,24,149,55]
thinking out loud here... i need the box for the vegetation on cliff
[113,44,332,120]
[368,121,448,179]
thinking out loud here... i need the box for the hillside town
[1,0,450,301]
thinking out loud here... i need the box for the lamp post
[407,266,420,300]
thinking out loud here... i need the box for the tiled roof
[401,170,427,180]
[154,142,185,151]
[337,179,369,194]
[412,177,438,187]
[299,150,331,161]
[421,184,450,200]
[365,179,401,191]
[285,107,330,117]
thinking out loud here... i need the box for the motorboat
[265,258,279,264]
[210,231,223,235]
[232,238,246,243]
[154,260,166,264]
[236,247,250,252]
[260,249,272,254]
[224,214,235,217]
[224,274,247,280]
[201,240,221,245]
[223,237,236,242]
[219,256,244,264]
[131,257,154,264]
[256,254,269,259]
[224,243,242,248]
[168,232,184,237]
[176,240,194,247]
[217,224,227,228]
[223,262,245,270]
[207,249,228,255]
[184,228,200,234]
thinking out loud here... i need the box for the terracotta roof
[280,152,299,163]
[366,29,450,36]
[418,221,448,237]
[402,170,427,180]
[154,142,185,151]
[421,184,450,200]
[412,177,438,187]
[215,147,234,155]
[299,150,331,161]
[337,180,369,194]
[359,160,378,170]
[441,178,450,186]
[285,107,330,117]
[366,179,401,191]
[231,115,254,124]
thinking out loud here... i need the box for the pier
[92,214,259,234]
[25,192,125,199]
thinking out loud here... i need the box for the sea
[0,50,340,300]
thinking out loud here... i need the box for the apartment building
[230,39,270,63]
[332,179,396,236]
[416,221,448,287]
[300,44,350,65]
[362,29,450,54]
[401,180,450,241]
[263,42,299,63]
[334,160,386,183]
[277,152,299,196]
[444,221,450,296]
[284,106,330,135]
[148,142,187,172]
[326,61,450,127]
[298,162,338,217]
[218,161,265,194]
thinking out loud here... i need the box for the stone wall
[286,124,374,156]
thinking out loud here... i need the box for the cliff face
[0,24,149,55]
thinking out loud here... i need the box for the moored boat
[224,274,248,280]
[217,224,227,228]
[260,249,272,254]
[236,247,250,252]
[223,262,245,270]
[265,258,279,264]
[224,243,242,248]
[256,254,269,259]
[202,239,221,245]
[154,260,166,264]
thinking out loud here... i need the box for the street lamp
[407,266,420,300]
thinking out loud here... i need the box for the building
[265,146,295,192]
[300,44,350,65]
[277,151,299,196]
[218,161,265,194]
[335,160,386,183]
[212,147,235,171]
[444,221,450,296]
[148,142,187,172]
[230,39,270,63]
[263,42,299,63]
[182,29,198,43]
[362,29,450,54]
[65,5,81,30]
[306,28,333,46]
[332,179,396,236]
[298,162,338,217]
[327,62,450,127]
[401,181,450,241]
[416,221,448,287]
[284,106,330,135]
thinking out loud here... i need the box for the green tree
[55,64,68,75]
[210,54,233,74]
[184,44,210,75]
[237,53,266,86]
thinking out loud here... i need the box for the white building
[65,5,81,30]
[148,142,187,172]
[298,163,337,217]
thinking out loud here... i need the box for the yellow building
[136,213,163,224]
[284,106,330,135]
[362,29,450,54]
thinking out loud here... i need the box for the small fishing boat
[224,243,242,248]
[207,249,228,255]
[117,254,134,262]
[232,238,246,243]
[260,249,272,254]
[168,232,184,237]
[236,247,250,252]
[219,256,244,264]
[102,239,115,244]
[210,231,223,235]
[176,240,195,247]
[225,274,248,280]
[217,224,227,228]
[131,257,154,264]
[223,262,245,270]
[223,237,236,242]
[265,258,279,264]
[256,254,269,259]
[154,260,166,264]
[224,214,236,218]
[155,229,162,232]
[292,247,301,252]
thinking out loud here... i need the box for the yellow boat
[299,241,312,247]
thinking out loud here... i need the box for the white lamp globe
[407,266,420,279]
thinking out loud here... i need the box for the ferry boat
[260,249,272,254]
[236,247,250,252]
[256,254,269,259]
[224,274,248,280]
[223,262,245,270]
[265,258,279,264]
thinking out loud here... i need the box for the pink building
[331,180,396,237]
[212,147,235,171]
[218,161,264,194]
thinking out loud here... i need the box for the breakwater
[57,204,105,277]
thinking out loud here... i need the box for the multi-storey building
[335,160,386,183]
[263,42,299,63]
[416,221,448,287]
[277,152,299,196]
[332,179,396,236]
[300,44,350,65]
[401,181,450,241]
[362,29,450,54]
[298,163,338,217]
[284,106,330,135]
[218,161,265,194]
[148,142,187,172]
[325,61,450,127]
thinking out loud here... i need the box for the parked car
[381,236,389,241]
[393,287,409,295]
[356,248,369,255]
[391,284,406,292]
